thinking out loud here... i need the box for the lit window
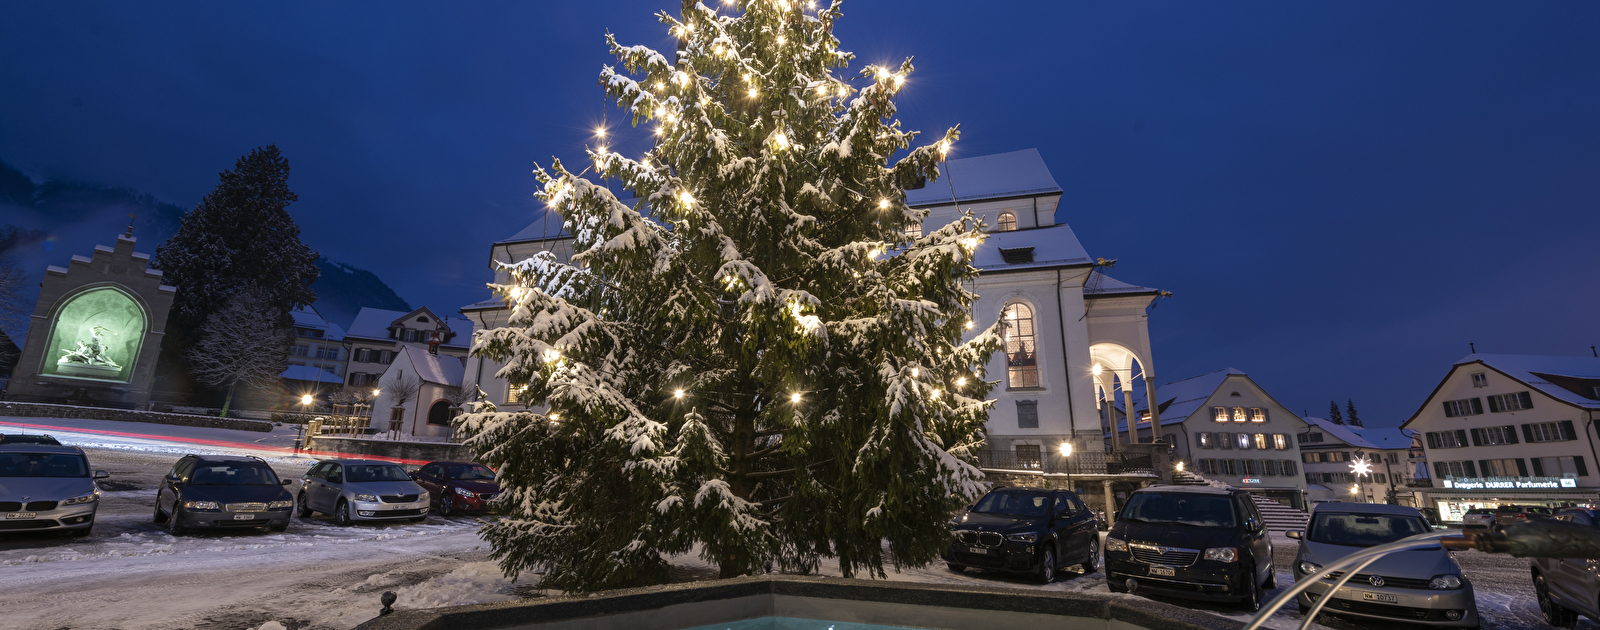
[1249,407,1266,422]
[997,212,1017,232]
[1197,433,1213,449]
[906,222,923,239]
[1232,406,1247,422]
[1003,303,1039,388]
[1213,407,1228,422]
[1254,433,1267,450]
[1273,434,1287,450]
[1236,433,1252,450]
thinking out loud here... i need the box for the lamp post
[1059,441,1074,491]
[1349,455,1374,503]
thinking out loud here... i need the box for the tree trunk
[720,400,757,579]
[220,384,236,418]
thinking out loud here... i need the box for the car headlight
[354,494,379,502]
[183,500,221,510]
[268,500,293,509]
[1298,561,1322,576]
[1204,547,1238,563]
[453,486,474,498]
[60,490,100,506]
[1105,537,1128,552]
[1007,532,1039,543]
[1429,574,1463,590]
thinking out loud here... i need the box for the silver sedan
[297,459,429,525]
[1290,503,1478,628]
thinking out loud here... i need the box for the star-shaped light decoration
[1350,455,1374,479]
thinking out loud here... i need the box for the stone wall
[306,435,472,463]
[0,401,274,432]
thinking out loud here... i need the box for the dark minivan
[941,487,1100,583]
[1104,485,1276,611]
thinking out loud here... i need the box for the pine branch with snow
[457,0,1001,591]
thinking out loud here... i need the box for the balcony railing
[1403,477,1433,488]
[974,449,1156,476]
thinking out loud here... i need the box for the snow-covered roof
[345,307,472,348]
[972,223,1091,272]
[499,212,571,244]
[280,365,344,384]
[1302,417,1412,450]
[400,345,465,386]
[290,306,344,340]
[905,149,1062,207]
[1460,353,1600,410]
[1106,368,1248,436]
[1083,269,1160,297]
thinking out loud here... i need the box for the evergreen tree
[152,145,319,337]
[1345,399,1362,427]
[1328,400,1344,425]
[458,1,1000,591]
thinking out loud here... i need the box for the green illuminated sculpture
[41,287,146,382]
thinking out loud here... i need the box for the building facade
[1122,368,1312,508]
[280,306,349,395]
[1401,354,1600,522]
[1296,417,1417,506]
[370,344,465,438]
[343,307,472,389]
[458,149,1169,462]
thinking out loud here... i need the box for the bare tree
[383,371,420,413]
[187,286,294,417]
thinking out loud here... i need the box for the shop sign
[1241,478,1261,484]
[1440,477,1578,490]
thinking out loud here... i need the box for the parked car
[153,454,294,535]
[1289,503,1477,627]
[1103,485,1275,611]
[1461,508,1494,530]
[297,459,429,525]
[0,444,109,537]
[409,461,501,516]
[1463,505,1552,530]
[1532,507,1600,627]
[1418,507,1442,527]
[940,487,1100,583]
[0,434,62,446]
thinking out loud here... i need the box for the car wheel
[296,492,314,518]
[153,501,169,524]
[1535,573,1578,628]
[334,500,352,526]
[1036,547,1056,584]
[1240,564,1263,612]
[269,521,288,532]
[166,502,187,536]
[439,496,454,517]
[1082,538,1099,573]
[947,562,965,573]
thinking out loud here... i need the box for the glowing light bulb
[743,73,752,83]
[372,388,382,397]
[1058,442,1073,457]
[838,86,848,98]
[654,107,665,118]
[808,0,815,7]
[876,67,889,80]
[939,140,951,155]
[748,88,758,98]
[790,393,801,403]
[960,237,977,250]
[715,44,724,55]
[817,84,829,96]
[956,377,967,387]
[777,35,785,45]
[543,349,561,363]
[773,133,789,149]
[595,145,608,156]
[964,319,974,330]
[878,199,888,209]
[893,74,904,88]
[549,414,559,422]
[679,191,695,206]
[931,389,941,400]
[674,389,684,399]
[1092,364,1102,376]
[673,71,688,85]
[655,127,664,136]
[684,23,694,33]
[300,394,313,406]
[654,81,663,91]
[1176,461,1185,472]
[595,127,606,138]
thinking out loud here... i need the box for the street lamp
[1349,456,1374,503]
[1059,441,1074,490]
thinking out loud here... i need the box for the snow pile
[390,562,522,610]
[255,622,288,630]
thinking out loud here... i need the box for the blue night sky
[2,1,1597,426]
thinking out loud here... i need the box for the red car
[409,461,501,516]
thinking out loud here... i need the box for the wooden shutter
[1488,396,1502,413]
[1434,462,1447,479]
[1516,459,1529,477]
[1522,424,1536,443]
[1469,429,1482,446]
[1443,402,1457,418]
[1561,421,1577,441]
[1455,429,1469,447]
[1426,432,1439,449]
[1471,398,1483,414]
[1519,392,1534,409]
[1532,458,1545,476]
[1503,426,1518,444]
[1464,461,1477,477]
[1576,456,1589,477]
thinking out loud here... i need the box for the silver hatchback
[1290,503,1478,627]
[297,459,429,525]
[0,445,109,537]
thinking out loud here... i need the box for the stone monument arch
[6,230,175,408]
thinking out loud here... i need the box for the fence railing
[974,449,1156,476]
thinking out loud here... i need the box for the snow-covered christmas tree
[458,0,1003,591]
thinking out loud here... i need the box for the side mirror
[1246,517,1262,532]
[1286,530,1302,540]
[281,479,293,486]
[93,471,110,479]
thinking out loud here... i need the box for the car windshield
[0,453,88,477]
[1120,493,1237,527]
[971,491,1050,518]
[344,464,410,483]
[190,463,279,485]
[447,464,495,481]
[1308,512,1430,547]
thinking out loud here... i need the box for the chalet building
[459,149,1170,465]
[1401,353,1600,522]
[280,306,348,395]
[1296,417,1417,506]
[370,344,465,439]
[343,307,472,389]
[1119,368,1311,508]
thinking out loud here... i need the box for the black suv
[0,434,62,445]
[1104,485,1275,611]
[941,487,1100,583]
[152,454,295,535]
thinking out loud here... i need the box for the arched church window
[997,212,1017,232]
[1003,302,1039,388]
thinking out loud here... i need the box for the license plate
[5,512,36,519]
[233,514,255,520]
[968,547,987,554]
[1149,566,1176,577]
[1361,592,1398,603]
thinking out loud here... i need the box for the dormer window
[418,316,430,323]
[998,247,1034,264]
[1470,372,1487,387]
[997,212,1017,232]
